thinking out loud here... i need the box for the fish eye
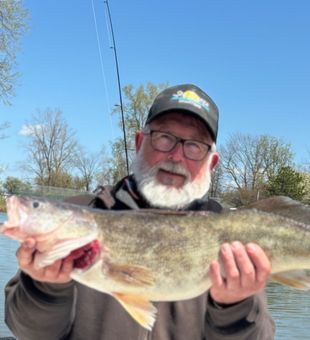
[32,201,40,209]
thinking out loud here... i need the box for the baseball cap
[145,84,219,142]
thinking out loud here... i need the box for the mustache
[154,161,191,179]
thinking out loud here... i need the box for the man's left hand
[209,242,271,305]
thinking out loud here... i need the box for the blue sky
[1,0,309,180]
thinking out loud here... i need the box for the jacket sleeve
[5,271,76,340]
[205,291,275,340]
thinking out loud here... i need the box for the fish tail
[271,269,310,290]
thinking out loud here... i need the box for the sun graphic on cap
[182,91,200,102]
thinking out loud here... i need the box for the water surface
[0,212,18,337]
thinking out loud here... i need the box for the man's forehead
[149,112,212,138]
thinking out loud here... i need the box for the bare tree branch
[22,108,78,186]
[220,133,294,204]
[0,0,28,104]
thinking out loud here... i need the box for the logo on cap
[171,90,210,111]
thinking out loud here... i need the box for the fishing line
[90,0,115,140]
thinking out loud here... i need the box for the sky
[1,0,310,181]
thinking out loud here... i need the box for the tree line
[1,83,310,208]
[1,2,309,207]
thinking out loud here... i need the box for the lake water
[0,212,18,338]
[1,212,310,339]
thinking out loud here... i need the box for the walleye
[245,195,310,225]
[1,195,310,330]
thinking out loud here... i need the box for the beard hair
[131,147,212,210]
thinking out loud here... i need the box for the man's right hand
[16,237,74,283]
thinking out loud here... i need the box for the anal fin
[271,269,310,290]
[112,292,157,330]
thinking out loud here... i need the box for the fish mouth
[5,195,33,228]
[65,240,101,270]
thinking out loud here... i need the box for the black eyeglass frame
[143,129,212,161]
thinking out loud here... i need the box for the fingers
[16,238,36,267]
[58,259,74,282]
[209,260,224,288]
[220,243,241,291]
[231,241,256,288]
[43,259,63,279]
[209,241,271,305]
[246,243,271,284]
[16,238,73,284]
[220,242,268,287]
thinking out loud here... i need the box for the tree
[0,0,28,104]
[266,166,306,201]
[2,176,30,194]
[220,133,293,204]
[0,121,10,173]
[34,170,88,191]
[106,82,168,182]
[22,108,78,186]
[300,172,310,204]
[73,146,102,191]
[209,160,224,197]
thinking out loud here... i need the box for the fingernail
[221,243,230,253]
[247,243,257,252]
[232,241,241,250]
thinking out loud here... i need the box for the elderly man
[5,84,275,339]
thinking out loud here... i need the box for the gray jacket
[5,176,275,340]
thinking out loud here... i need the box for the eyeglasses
[144,129,211,161]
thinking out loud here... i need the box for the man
[5,84,275,339]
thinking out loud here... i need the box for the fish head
[2,195,100,263]
[2,195,76,238]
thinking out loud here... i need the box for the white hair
[132,134,216,209]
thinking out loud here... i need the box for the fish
[1,195,310,330]
[244,195,310,225]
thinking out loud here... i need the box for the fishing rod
[104,0,129,176]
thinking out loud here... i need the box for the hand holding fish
[16,237,74,284]
[209,241,271,305]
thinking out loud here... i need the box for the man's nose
[168,142,184,161]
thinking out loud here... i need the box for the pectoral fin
[271,269,310,290]
[104,263,155,287]
[112,292,157,330]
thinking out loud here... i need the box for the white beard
[131,148,212,210]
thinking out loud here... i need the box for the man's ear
[209,152,219,171]
[135,131,143,153]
